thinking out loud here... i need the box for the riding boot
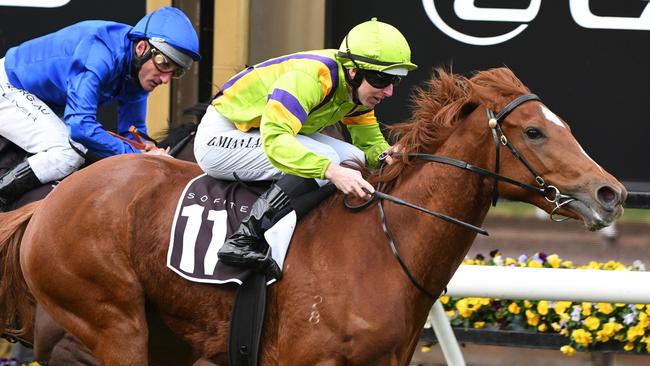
[0,160,42,212]
[218,175,321,280]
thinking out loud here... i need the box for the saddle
[0,137,56,210]
[167,174,298,366]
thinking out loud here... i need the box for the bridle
[485,94,575,217]
[345,93,576,300]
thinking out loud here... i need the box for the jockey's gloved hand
[382,144,401,165]
[324,163,374,199]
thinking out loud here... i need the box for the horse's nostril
[597,186,618,205]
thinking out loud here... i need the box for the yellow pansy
[538,323,548,332]
[596,322,623,342]
[603,260,625,270]
[446,310,456,317]
[560,345,576,356]
[554,301,572,314]
[581,302,592,316]
[571,329,593,347]
[473,321,486,329]
[624,342,635,351]
[537,300,549,315]
[561,260,573,268]
[505,257,517,266]
[615,333,626,342]
[596,303,614,315]
[642,336,650,353]
[466,297,488,309]
[584,316,600,331]
[551,322,562,332]
[638,312,650,328]
[546,254,561,268]
[439,296,450,304]
[508,302,521,315]
[421,345,431,353]
[455,298,473,318]
[596,330,610,343]
[627,324,645,342]
[526,309,540,326]
[559,313,571,323]
[587,261,600,269]
[528,260,542,268]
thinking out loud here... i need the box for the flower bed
[424,250,650,355]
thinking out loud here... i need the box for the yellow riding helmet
[336,17,417,76]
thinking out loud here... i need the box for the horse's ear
[159,123,198,148]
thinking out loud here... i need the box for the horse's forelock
[469,67,531,110]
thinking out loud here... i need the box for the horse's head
[471,69,626,230]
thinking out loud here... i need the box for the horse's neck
[282,109,498,346]
[389,109,496,298]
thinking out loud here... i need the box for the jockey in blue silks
[0,6,201,211]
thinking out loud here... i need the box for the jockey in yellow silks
[194,18,417,279]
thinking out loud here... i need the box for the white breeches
[0,58,86,183]
[194,106,365,185]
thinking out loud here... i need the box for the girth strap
[228,272,267,366]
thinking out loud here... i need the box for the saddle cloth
[167,174,296,286]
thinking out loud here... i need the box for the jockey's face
[135,41,174,92]
[349,68,395,108]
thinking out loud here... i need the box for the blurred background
[1,1,649,365]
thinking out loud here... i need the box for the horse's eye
[525,127,544,140]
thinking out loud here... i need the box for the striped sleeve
[341,108,378,126]
[260,70,333,178]
[342,108,390,168]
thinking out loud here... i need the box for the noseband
[345,93,576,300]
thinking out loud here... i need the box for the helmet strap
[344,68,363,105]
[131,41,152,88]
[343,36,364,105]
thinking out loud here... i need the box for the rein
[107,125,159,151]
[345,93,576,300]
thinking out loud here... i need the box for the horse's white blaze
[539,105,604,174]
[579,145,605,174]
[541,106,567,128]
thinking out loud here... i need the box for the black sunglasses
[362,70,402,89]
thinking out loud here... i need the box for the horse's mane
[158,123,199,149]
[367,67,530,185]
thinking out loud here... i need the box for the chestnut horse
[0,68,626,365]
[0,123,199,365]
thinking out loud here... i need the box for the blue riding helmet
[129,6,201,70]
